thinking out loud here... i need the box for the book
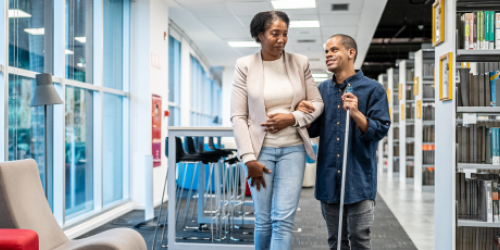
[496,13,500,49]
[487,127,492,164]
[478,11,484,49]
[459,68,471,106]
[493,128,500,165]
[465,13,471,49]
[492,174,499,222]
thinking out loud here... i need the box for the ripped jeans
[244,145,306,250]
[321,199,375,250]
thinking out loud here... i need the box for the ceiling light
[24,28,44,35]
[228,41,260,48]
[271,0,315,9]
[75,37,86,43]
[312,74,328,78]
[9,9,31,18]
[65,49,74,55]
[290,20,320,28]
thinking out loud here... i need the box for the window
[103,0,124,90]
[168,35,181,126]
[190,57,222,126]
[65,0,93,83]
[65,86,94,218]
[9,0,54,73]
[102,93,124,205]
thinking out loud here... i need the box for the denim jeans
[321,199,375,250]
[244,145,306,250]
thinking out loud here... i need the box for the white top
[241,55,302,163]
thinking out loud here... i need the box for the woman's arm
[291,61,324,127]
[231,62,256,162]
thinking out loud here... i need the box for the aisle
[377,173,435,250]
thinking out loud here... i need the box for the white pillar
[222,66,234,127]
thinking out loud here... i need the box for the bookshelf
[435,0,500,249]
[399,60,415,184]
[387,68,398,177]
[378,74,389,174]
[414,48,436,192]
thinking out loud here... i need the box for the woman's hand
[245,161,272,191]
[296,100,315,113]
[261,113,296,134]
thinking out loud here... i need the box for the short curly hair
[250,11,290,43]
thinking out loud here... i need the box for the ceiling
[361,0,433,79]
[168,0,388,75]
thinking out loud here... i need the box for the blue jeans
[245,145,306,250]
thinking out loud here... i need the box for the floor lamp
[31,73,63,198]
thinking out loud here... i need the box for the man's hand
[245,161,272,191]
[296,100,315,114]
[341,92,359,114]
[261,113,296,134]
[342,92,369,132]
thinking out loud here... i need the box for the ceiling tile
[225,1,274,15]
[288,28,322,38]
[316,0,363,14]
[179,2,232,18]
[321,26,357,37]
[320,13,360,26]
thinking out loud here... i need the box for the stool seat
[0,229,39,250]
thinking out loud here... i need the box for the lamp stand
[44,105,48,199]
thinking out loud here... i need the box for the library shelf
[456,50,500,62]
[422,142,435,145]
[457,107,500,113]
[423,98,435,102]
[422,121,435,125]
[456,163,500,170]
[406,81,414,85]
[423,164,435,168]
[457,219,500,228]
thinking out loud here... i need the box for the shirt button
[337,153,340,158]
[337,104,340,109]
[338,170,341,173]
[336,137,340,141]
[336,121,340,125]
[386,122,389,125]
[338,89,341,93]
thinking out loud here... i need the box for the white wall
[130,0,169,209]
[222,66,234,127]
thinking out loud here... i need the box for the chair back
[185,137,198,154]
[0,159,68,250]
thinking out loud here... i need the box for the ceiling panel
[320,13,361,26]
[321,26,357,38]
[288,28,322,38]
[179,2,232,18]
[316,0,363,14]
[225,1,274,15]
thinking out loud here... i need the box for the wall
[222,66,234,127]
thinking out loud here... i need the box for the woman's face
[258,19,288,57]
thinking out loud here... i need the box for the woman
[230,11,324,250]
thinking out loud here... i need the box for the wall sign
[439,52,453,101]
[152,94,162,167]
[432,0,445,47]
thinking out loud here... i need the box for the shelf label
[389,107,392,121]
[463,113,477,125]
[400,104,405,121]
[413,77,419,96]
[416,100,422,119]
[387,89,391,103]
[399,83,403,100]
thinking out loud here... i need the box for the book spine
[486,11,491,45]
[465,13,470,49]
[496,13,500,49]
[492,11,496,49]
[474,12,477,49]
[494,128,500,165]
[479,11,484,49]
[487,181,493,222]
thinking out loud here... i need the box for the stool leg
[176,163,189,224]
[152,159,169,250]
[183,162,199,227]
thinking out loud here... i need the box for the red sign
[152,94,162,167]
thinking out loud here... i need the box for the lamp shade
[31,73,63,107]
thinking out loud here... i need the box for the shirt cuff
[359,117,377,141]
[241,153,257,163]
[291,111,303,127]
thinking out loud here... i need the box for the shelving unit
[414,48,436,192]
[398,60,415,184]
[387,68,398,177]
[435,0,500,249]
[378,74,389,174]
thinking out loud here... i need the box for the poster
[152,94,162,167]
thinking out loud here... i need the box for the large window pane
[66,0,92,83]
[65,86,93,218]
[8,75,52,209]
[103,0,124,90]
[103,93,123,205]
[9,0,53,73]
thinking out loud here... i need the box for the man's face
[324,36,354,73]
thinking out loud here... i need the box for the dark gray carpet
[78,188,417,250]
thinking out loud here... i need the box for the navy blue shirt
[308,70,390,204]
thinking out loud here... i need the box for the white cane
[337,83,352,250]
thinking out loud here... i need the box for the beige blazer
[230,51,324,161]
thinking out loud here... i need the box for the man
[298,34,390,249]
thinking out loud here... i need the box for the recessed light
[9,9,31,18]
[24,28,44,35]
[271,0,315,9]
[312,74,328,78]
[65,49,74,55]
[290,20,320,28]
[75,37,86,43]
[228,41,260,48]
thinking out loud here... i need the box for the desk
[166,127,253,250]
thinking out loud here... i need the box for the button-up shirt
[308,70,390,204]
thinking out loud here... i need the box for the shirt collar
[332,70,364,88]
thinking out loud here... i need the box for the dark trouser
[321,200,375,250]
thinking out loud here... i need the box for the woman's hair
[250,11,290,43]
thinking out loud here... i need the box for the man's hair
[250,11,290,43]
[330,34,358,62]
